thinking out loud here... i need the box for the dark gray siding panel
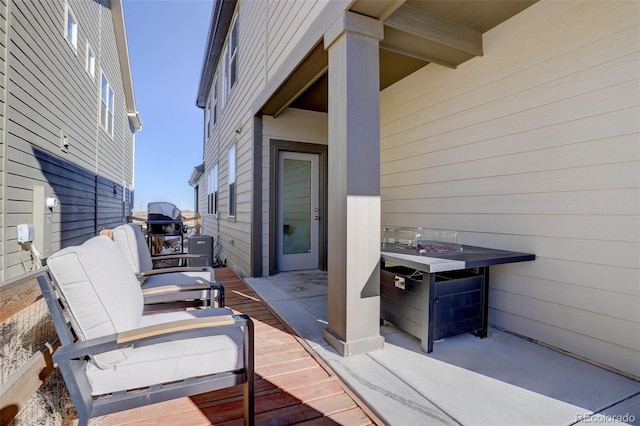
[33,148,97,248]
[8,0,97,169]
[4,142,131,278]
[96,0,131,184]
[1,0,136,280]
[97,175,130,231]
[33,148,129,247]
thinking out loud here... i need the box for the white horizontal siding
[266,0,327,80]
[0,0,6,278]
[97,2,129,184]
[202,0,268,276]
[380,0,640,377]
[1,0,135,280]
[201,0,345,276]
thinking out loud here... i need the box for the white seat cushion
[112,223,154,273]
[113,223,216,304]
[85,308,244,395]
[47,236,144,368]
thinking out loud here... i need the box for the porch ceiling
[260,0,538,116]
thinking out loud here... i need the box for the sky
[123,0,214,212]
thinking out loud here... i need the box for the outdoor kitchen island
[380,228,535,353]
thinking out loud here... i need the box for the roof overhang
[196,0,237,108]
[109,0,142,132]
[189,163,205,187]
[254,0,537,117]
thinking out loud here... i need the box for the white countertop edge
[380,252,467,273]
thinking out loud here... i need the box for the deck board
[97,268,378,426]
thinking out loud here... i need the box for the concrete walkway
[245,270,640,426]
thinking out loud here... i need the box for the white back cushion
[112,223,153,274]
[47,235,144,368]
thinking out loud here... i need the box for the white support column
[323,12,385,356]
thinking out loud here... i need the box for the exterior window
[206,78,217,138]
[122,183,128,219]
[205,100,211,138]
[65,2,78,51]
[86,43,95,78]
[228,145,236,217]
[100,72,114,137]
[229,18,238,89]
[220,16,238,109]
[221,51,228,108]
[212,78,218,127]
[208,164,219,215]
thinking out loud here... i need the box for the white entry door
[278,151,319,271]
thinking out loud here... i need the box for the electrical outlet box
[394,275,406,290]
[60,129,70,151]
[17,224,35,243]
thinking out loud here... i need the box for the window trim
[85,42,95,79]
[207,164,219,216]
[205,100,211,138]
[220,15,238,110]
[228,144,236,218]
[211,77,218,128]
[228,17,238,90]
[220,49,228,108]
[64,1,78,53]
[100,71,115,137]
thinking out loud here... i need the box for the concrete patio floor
[245,270,640,426]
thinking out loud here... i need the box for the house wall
[202,0,267,276]
[261,108,328,276]
[380,0,640,377]
[265,0,329,80]
[95,1,133,188]
[0,0,5,118]
[202,0,331,277]
[0,0,7,280]
[0,0,135,280]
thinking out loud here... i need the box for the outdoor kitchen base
[379,228,535,353]
[380,264,487,353]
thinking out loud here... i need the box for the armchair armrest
[140,266,214,276]
[151,253,208,269]
[140,281,225,307]
[141,283,211,296]
[152,253,205,261]
[53,314,251,361]
[117,315,235,343]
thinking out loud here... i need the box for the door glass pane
[282,159,311,254]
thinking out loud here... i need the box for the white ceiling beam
[378,0,406,21]
[379,43,457,69]
[385,4,483,57]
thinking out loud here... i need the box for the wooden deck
[99,268,379,426]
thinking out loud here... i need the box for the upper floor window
[65,2,78,52]
[207,164,219,215]
[220,16,238,109]
[86,42,95,78]
[221,52,228,108]
[228,144,236,217]
[100,72,114,137]
[205,100,211,138]
[206,78,217,138]
[229,18,238,89]
[211,78,218,127]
